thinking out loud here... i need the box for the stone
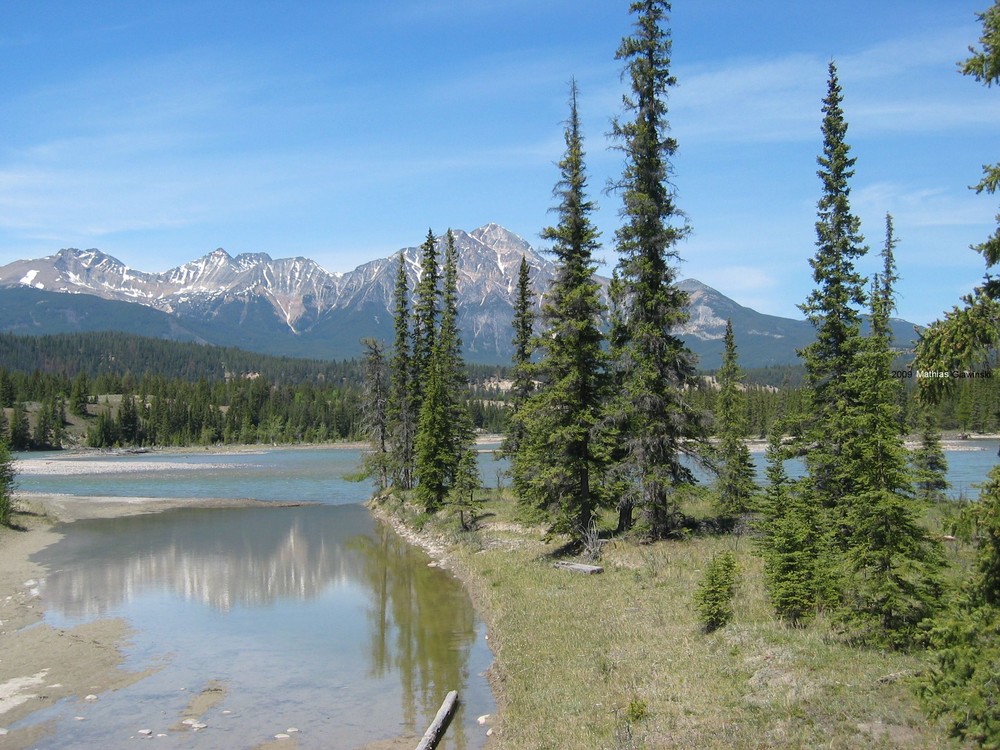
[138,729,153,736]
[274,733,291,739]
[84,694,98,702]
[477,714,491,725]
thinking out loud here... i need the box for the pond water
[17,448,495,750]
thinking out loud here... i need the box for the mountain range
[0,223,920,369]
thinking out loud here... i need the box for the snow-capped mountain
[0,224,919,367]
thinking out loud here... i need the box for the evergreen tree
[920,465,1000,745]
[0,438,15,527]
[798,61,868,514]
[361,338,390,492]
[837,215,944,648]
[758,423,834,624]
[411,228,440,405]
[694,551,739,632]
[511,80,607,536]
[69,372,90,417]
[117,393,141,445]
[9,403,30,451]
[605,0,706,538]
[414,231,476,512]
[715,319,756,519]
[916,1,1000,399]
[502,256,535,461]
[387,252,416,490]
[912,407,949,502]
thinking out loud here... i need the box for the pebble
[23,580,37,588]
[138,729,153,736]
[0,728,8,737]
[487,727,494,736]
[74,717,86,721]
[181,719,196,725]
[84,694,98,702]
[286,727,300,733]
[274,733,291,739]
[477,714,491,725]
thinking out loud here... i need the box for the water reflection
[41,506,368,616]
[352,526,478,746]
[32,505,491,749]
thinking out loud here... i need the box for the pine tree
[715,319,756,519]
[837,215,944,648]
[758,422,834,624]
[694,551,739,632]
[920,465,1000,745]
[912,407,949,502]
[387,252,416,490]
[798,61,868,514]
[411,229,441,405]
[606,0,706,538]
[414,231,476,513]
[70,372,90,417]
[0,438,15,527]
[502,256,535,462]
[510,80,607,536]
[9,403,30,451]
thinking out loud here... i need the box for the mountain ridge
[0,224,920,368]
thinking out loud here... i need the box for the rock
[23,580,37,587]
[84,694,98,702]
[181,718,196,725]
[0,728,8,736]
[274,733,291,739]
[138,729,153,736]
[477,714,490,725]
[486,727,494,736]
[191,722,207,730]
[286,727,300,733]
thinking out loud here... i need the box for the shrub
[694,551,739,632]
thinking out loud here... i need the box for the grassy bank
[372,493,969,749]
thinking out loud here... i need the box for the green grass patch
[397,492,971,749]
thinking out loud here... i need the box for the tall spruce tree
[502,256,535,462]
[715,319,756,519]
[411,229,441,405]
[414,231,476,512]
[798,61,868,514]
[837,215,943,647]
[388,252,416,489]
[510,80,607,536]
[606,0,706,538]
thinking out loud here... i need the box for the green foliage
[0,439,15,528]
[714,319,756,519]
[361,338,390,492]
[387,251,417,490]
[916,1,1000,395]
[501,256,535,462]
[758,427,835,624]
[920,466,1000,744]
[912,407,949,502]
[606,0,707,538]
[510,80,608,538]
[694,551,739,632]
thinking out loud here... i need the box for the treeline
[0,331,362,386]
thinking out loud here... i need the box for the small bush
[694,551,739,632]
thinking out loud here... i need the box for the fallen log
[553,561,604,574]
[415,690,459,750]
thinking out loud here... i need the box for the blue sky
[1,0,996,326]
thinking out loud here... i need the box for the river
[13,447,495,750]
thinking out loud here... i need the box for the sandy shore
[0,491,308,749]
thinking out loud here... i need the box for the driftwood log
[553,561,604,574]
[415,690,459,750]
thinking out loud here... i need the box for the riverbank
[368,492,968,750]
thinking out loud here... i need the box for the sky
[1,0,997,327]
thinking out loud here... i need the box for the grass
[388,490,972,750]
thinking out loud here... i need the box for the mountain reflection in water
[32,504,491,749]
